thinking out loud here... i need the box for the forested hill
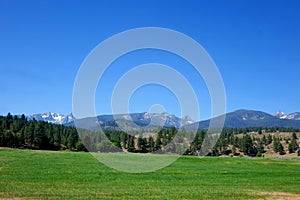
[0,113,79,150]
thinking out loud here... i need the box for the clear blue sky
[1,0,300,120]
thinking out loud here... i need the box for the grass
[0,149,300,199]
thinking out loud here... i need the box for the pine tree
[155,136,162,150]
[120,132,127,148]
[262,135,267,144]
[137,136,143,150]
[24,121,34,146]
[241,135,256,155]
[292,132,298,140]
[288,138,298,153]
[148,136,154,152]
[33,122,45,149]
[127,136,135,152]
[273,137,280,153]
[256,141,264,157]
[267,134,273,145]
[278,143,285,155]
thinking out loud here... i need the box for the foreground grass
[0,149,300,199]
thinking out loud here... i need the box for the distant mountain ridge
[71,112,195,130]
[26,109,300,130]
[186,109,300,130]
[26,112,194,130]
[26,112,75,125]
[274,111,300,120]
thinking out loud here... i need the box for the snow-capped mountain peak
[285,112,300,120]
[26,111,194,129]
[274,111,300,120]
[123,112,195,128]
[27,112,75,125]
[181,115,195,125]
[274,111,287,119]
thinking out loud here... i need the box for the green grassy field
[0,149,300,199]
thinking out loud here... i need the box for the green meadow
[0,149,300,199]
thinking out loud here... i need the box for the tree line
[0,113,300,157]
[77,126,207,154]
[75,126,300,157]
[0,113,78,150]
[212,127,300,157]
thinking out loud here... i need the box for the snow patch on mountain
[274,111,300,120]
[274,111,287,119]
[27,112,194,129]
[118,112,195,128]
[27,112,75,124]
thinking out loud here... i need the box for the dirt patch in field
[0,193,28,200]
[259,192,300,200]
[262,161,300,166]
[0,147,12,150]
[262,162,273,165]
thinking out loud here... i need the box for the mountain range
[62,112,194,131]
[27,112,75,125]
[26,109,300,130]
[274,111,300,120]
[26,112,194,130]
[188,109,300,130]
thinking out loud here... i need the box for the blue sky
[1,0,300,120]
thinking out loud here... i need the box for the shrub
[76,141,86,151]
[256,152,262,157]
[127,147,135,152]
